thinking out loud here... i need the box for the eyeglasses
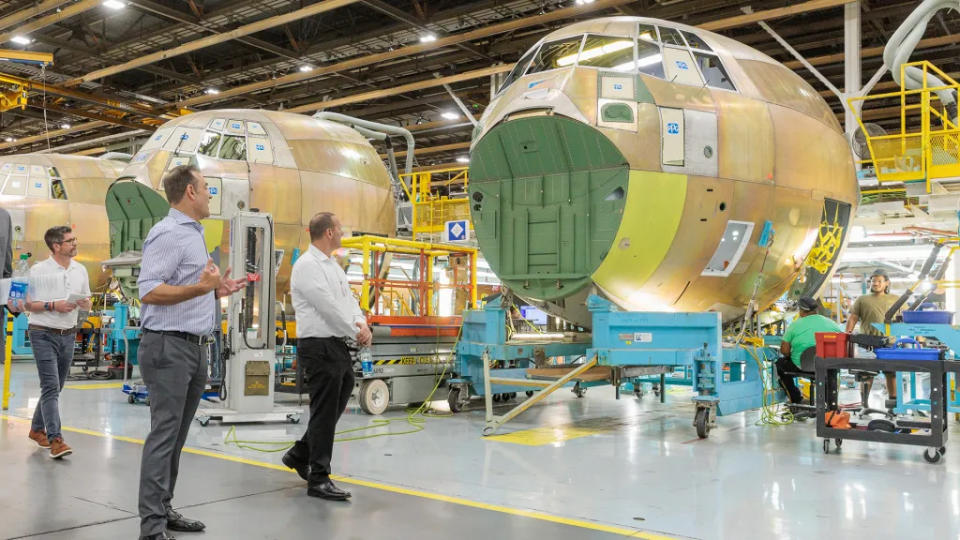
[58,238,78,245]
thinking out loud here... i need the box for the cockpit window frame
[494,24,738,95]
[524,34,587,77]
[577,34,638,73]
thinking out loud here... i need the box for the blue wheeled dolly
[452,294,781,437]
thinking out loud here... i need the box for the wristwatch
[43,302,51,312]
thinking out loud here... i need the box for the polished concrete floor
[2,362,959,540]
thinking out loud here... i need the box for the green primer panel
[105,180,170,257]
[469,115,629,300]
[601,103,634,123]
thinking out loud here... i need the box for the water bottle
[8,254,29,303]
[360,347,373,375]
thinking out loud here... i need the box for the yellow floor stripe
[1,414,671,539]
[64,382,124,390]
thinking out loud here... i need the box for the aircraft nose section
[468,114,630,300]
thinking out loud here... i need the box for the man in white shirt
[9,226,90,459]
[283,212,371,501]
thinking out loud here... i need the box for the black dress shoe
[282,452,309,481]
[308,479,352,500]
[139,533,176,540]
[166,509,205,532]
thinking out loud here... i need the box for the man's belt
[143,328,214,345]
[28,325,76,335]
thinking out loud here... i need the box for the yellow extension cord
[225,328,460,453]
[739,337,795,426]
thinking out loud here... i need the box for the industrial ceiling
[0,0,954,167]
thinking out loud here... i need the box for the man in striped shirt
[136,165,246,540]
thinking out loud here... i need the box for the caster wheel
[359,379,390,415]
[573,385,586,398]
[823,439,830,454]
[526,391,534,397]
[940,446,947,455]
[287,414,301,424]
[835,438,843,449]
[127,394,135,404]
[509,392,517,400]
[924,448,942,464]
[447,387,463,413]
[695,407,710,439]
[492,393,501,402]
[482,426,495,436]
[198,417,210,427]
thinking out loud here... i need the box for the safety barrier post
[3,310,13,410]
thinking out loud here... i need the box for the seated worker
[777,296,843,404]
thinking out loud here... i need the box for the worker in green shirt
[845,268,900,407]
[778,296,842,403]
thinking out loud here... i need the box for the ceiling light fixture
[11,36,31,45]
[4,137,14,143]
[299,65,314,72]
[103,0,126,9]
[60,123,71,129]
[441,111,459,120]
[205,88,220,95]
[419,34,437,43]
[456,156,470,164]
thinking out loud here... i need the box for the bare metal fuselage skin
[0,154,125,290]
[469,17,858,326]
[118,109,396,295]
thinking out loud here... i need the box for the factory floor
[1,362,958,540]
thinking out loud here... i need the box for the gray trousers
[137,332,208,536]
[29,329,76,440]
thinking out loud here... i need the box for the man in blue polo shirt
[778,296,842,403]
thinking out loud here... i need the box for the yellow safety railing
[398,167,471,239]
[340,235,478,316]
[848,61,960,191]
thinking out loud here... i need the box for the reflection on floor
[2,363,959,539]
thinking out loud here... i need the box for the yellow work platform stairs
[849,61,960,193]
[399,166,472,242]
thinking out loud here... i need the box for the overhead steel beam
[31,34,206,86]
[0,0,72,33]
[288,64,512,113]
[700,0,856,31]
[785,32,960,69]
[179,0,855,111]
[37,127,149,153]
[0,0,103,45]
[36,103,154,130]
[129,0,302,61]
[361,0,493,61]
[0,70,162,117]
[176,0,637,108]
[378,141,470,159]
[65,0,363,86]
[0,120,110,152]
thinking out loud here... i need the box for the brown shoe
[49,437,72,459]
[28,429,51,448]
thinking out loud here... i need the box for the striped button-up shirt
[138,208,217,336]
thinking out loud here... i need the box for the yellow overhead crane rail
[0,49,53,112]
[399,166,471,240]
[849,61,960,192]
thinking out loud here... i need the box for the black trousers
[288,337,354,484]
[775,356,806,404]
